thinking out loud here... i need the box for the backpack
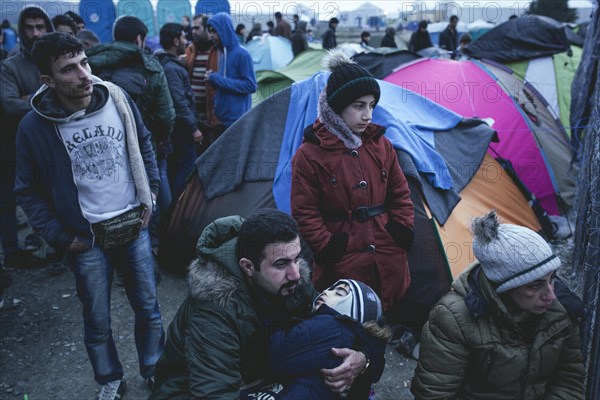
[95,65,160,137]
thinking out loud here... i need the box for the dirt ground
[1,225,576,400]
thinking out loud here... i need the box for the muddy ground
[1,224,576,400]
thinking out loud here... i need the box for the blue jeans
[156,157,171,213]
[169,127,198,199]
[70,229,164,384]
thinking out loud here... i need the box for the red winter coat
[291,119,414,310]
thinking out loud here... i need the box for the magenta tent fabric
[384,58,559,215]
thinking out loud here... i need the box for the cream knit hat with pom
[471,210,561,293]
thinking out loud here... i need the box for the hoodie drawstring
[223,46,227,77]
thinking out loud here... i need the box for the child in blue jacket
[244,279,391,400]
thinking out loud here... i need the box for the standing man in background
[184,14,220,151]
[322,17,338,50]
[205,12,257,136]
[409,21,433,53]
[157,23,202,199]
[439,15,459,59]
[1,6,53,269]
[273,11,292,40]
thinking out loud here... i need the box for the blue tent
[195,0,231,15]
[117,0,156,37]
[246,35,293,71]
[79,0,116,43]
[160,71,498,330]
[404,21,419,31]
[156,0,191,29]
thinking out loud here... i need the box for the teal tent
[195,0,230,15]
[247,35,293,72]
[156,0,191,29]
[117,0,156,37]
[79,0,116,43]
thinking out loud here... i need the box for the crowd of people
[0,6,587,400]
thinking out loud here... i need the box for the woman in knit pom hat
[412,210,585,400]
[290,49,414,312]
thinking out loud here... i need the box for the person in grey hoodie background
[1,6,53,269]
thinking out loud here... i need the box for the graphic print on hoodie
[32,81,139,224]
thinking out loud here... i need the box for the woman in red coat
[291,49,414,310]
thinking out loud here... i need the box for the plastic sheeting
[464,15,573,62]
[353,50,420,79]
[571,7,600,395]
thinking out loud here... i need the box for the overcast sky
[242,1,534,13]
[229,0,593,14]
[226,0,592,20]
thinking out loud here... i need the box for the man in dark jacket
[380,26,398,48]
[0,6,53,269]
[87,16,175,213]
[273,11,292,40]
[439,15,459,59]
[409,20,433,53]
[322,17,338,50]
[291,20,308,57]
[150,209,370,399]
[16,32,164,400]
[157,23,201,199]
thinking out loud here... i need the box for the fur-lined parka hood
[188,255,312,307]
[187,215,313,307]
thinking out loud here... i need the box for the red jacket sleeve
[291,146,332,252]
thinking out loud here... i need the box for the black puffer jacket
[156,52,197,137]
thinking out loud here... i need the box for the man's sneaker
[97,379,126,400]
[145,376,156,391]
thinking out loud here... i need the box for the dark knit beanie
[323,49,381,115]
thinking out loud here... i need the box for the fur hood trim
[317,89,362,149]
[188,257,312,308]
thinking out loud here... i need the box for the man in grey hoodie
[1,6,53,269]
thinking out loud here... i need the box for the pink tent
[384,58,560,215]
